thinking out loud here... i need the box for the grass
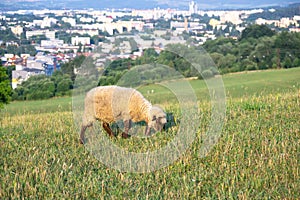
[221,68,300,98]
[0,68,299,199]
[1,96,72,116]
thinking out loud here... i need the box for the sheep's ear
[152,115,156,121]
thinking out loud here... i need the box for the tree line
[203,24,300,74]
[247,3,300,21]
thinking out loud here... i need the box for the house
[4,54,23,66]
[67,29,98,37]
[5,41,19,47]
[10,25,24,36]
[71,36,91,46]
[27,60,45,70]
[26,30,56,40]
[1,56,7,65]
[62,17,76,26]
[41,39,64,48]
[41,17,58,29]
[12,70,29,89]
[29,54,61,76]
[12,54,61,89]
[43,56,60,76]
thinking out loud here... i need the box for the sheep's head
[146,106,167,135]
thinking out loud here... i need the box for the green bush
[200,69,214,79]
[13,72,73,100]
[57,79,73,96]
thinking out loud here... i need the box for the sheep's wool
[82,86,152,126]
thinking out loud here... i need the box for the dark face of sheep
[149,106,167,133]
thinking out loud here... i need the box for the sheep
[80,85,167,144]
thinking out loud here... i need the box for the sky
[2,0,299,10]
[157,0,298,8]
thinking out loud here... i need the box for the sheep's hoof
[121,133,131,139]
[80,138,85,144]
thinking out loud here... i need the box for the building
[220,11,243,25]
[101,21,144,36]
[26,30,56,40]
[12,70,29,89]
[10,25,24,36]
[189,1,198,15]
[131,8,170,20]
[12,54,62,89]
[27,60,45,70]
[67,29,98,37]
[79,17,95,23]
[3,54,22,66]
[209,18,221,29]
[62,17,76,26]
[0,15,6,20]
[33,20,43,27]
[71,36,91,46]
[289,27,300,32]
[255,17,299,28]
[28,54,60,75]
[41,39,64,47]
[41,17,58,29]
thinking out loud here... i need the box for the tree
[155,19,171,29]
[275,31,300,50]
[138,48,158,64]
[0,66,12,108]
[218,54,237,71]
[12,75,54,100]
[29,34,47,45]
[6,45,18,54]
[203,37,236,54]
[283,56,293,68]
[56,78,73,96]
[18,45,36,56]
[77,43,83,53]
[129,38,138,52]
[0,29,18,42]
[210,52,224,68]
[240,24,275,40]
[23,75,55,100]
[200,69,214,79]
[61,55,85,82]
[50,71,73,96]
[6,66,15,81]
[117,69,141,87]
[241,59,258,71]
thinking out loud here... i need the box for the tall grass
[0,68,299,198]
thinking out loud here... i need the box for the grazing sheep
[80,86,167,144]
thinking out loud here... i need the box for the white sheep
[80,85,167,143]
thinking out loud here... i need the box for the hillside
[1,68,299,198]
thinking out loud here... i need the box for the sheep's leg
[102,122,115,137]
[145,125,151,136]
[122,119,131,138]
[80,126,86,144]
[80,123,92,144]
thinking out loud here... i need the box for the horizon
[1,0,300,11]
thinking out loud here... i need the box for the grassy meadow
[0,68,299,199]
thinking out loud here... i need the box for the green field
[0,68,299,199]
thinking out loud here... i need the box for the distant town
[0,1,300,89]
